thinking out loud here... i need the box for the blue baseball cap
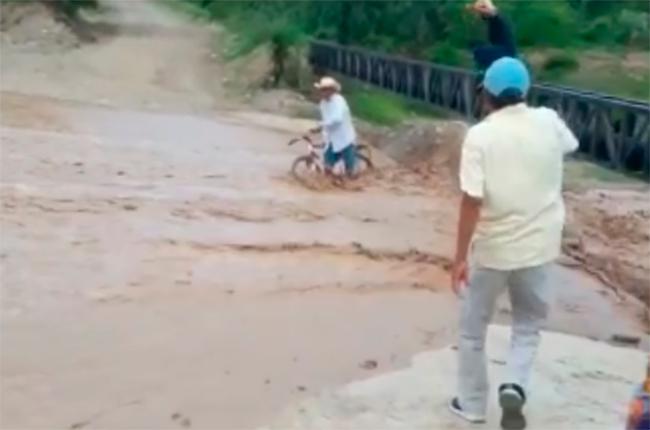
[483,57,530,98]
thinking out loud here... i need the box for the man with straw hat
[310,76,358,178]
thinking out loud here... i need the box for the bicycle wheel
[355,152,373,174]
[356,144,372,162]
[291,155,322,189]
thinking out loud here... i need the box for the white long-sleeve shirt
[319,94,356,152]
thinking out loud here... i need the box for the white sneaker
[449,397,487,424]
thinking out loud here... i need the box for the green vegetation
[56,0,98,18]
[180,0,649,99]
[162,0,212,20]
[347,91,409,126]
[558,60,650,100]
[344,83,442,126]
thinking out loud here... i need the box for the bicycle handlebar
[288,135,324,148]
[287,137,304,146]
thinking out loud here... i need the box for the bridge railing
[309,40,650,176]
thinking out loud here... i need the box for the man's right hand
[451,259,468,296]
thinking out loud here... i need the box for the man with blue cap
[449,57,579,430]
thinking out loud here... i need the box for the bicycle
[288,135,373,189]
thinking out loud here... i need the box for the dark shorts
[324,144,356,176]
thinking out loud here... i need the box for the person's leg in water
[323,144,341,176]
[341,144,358,179]
[499,264,552,430]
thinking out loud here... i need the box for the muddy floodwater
[1,1,648,429]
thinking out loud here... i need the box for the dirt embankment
[0,0,227,113]
[564,188,650,309]
[0,1,80,49]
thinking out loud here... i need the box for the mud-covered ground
[1,1,648,429]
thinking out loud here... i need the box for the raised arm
[485,13,517,57]
[469,0,518,70]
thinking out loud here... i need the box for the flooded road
[2,100,645,429]
[0,1,647,429]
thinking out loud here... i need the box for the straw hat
[314,76,341,92]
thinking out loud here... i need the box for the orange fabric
[627,399,643,429]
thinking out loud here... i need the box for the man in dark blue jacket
[468,0,518,74]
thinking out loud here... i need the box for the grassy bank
[343,83,443,126]
[528,50,649,100]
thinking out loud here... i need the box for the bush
[56,0,98,18]
[427,43,468,67]
[364,34,397,53]
[617,10,650,48]
[543,52,580,75]
[542,52,580,72]
[504,2,579,47]
[581,17,614,44]
[270,22,305,86]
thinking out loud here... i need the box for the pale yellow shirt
[460,104,578,270]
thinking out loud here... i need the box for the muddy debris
[171,413,192,428]
[0,1,80,50]
[611,333,642,346]
[359,359,378,370]
[174,279,191,286]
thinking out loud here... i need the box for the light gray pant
[458,264,553,416]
